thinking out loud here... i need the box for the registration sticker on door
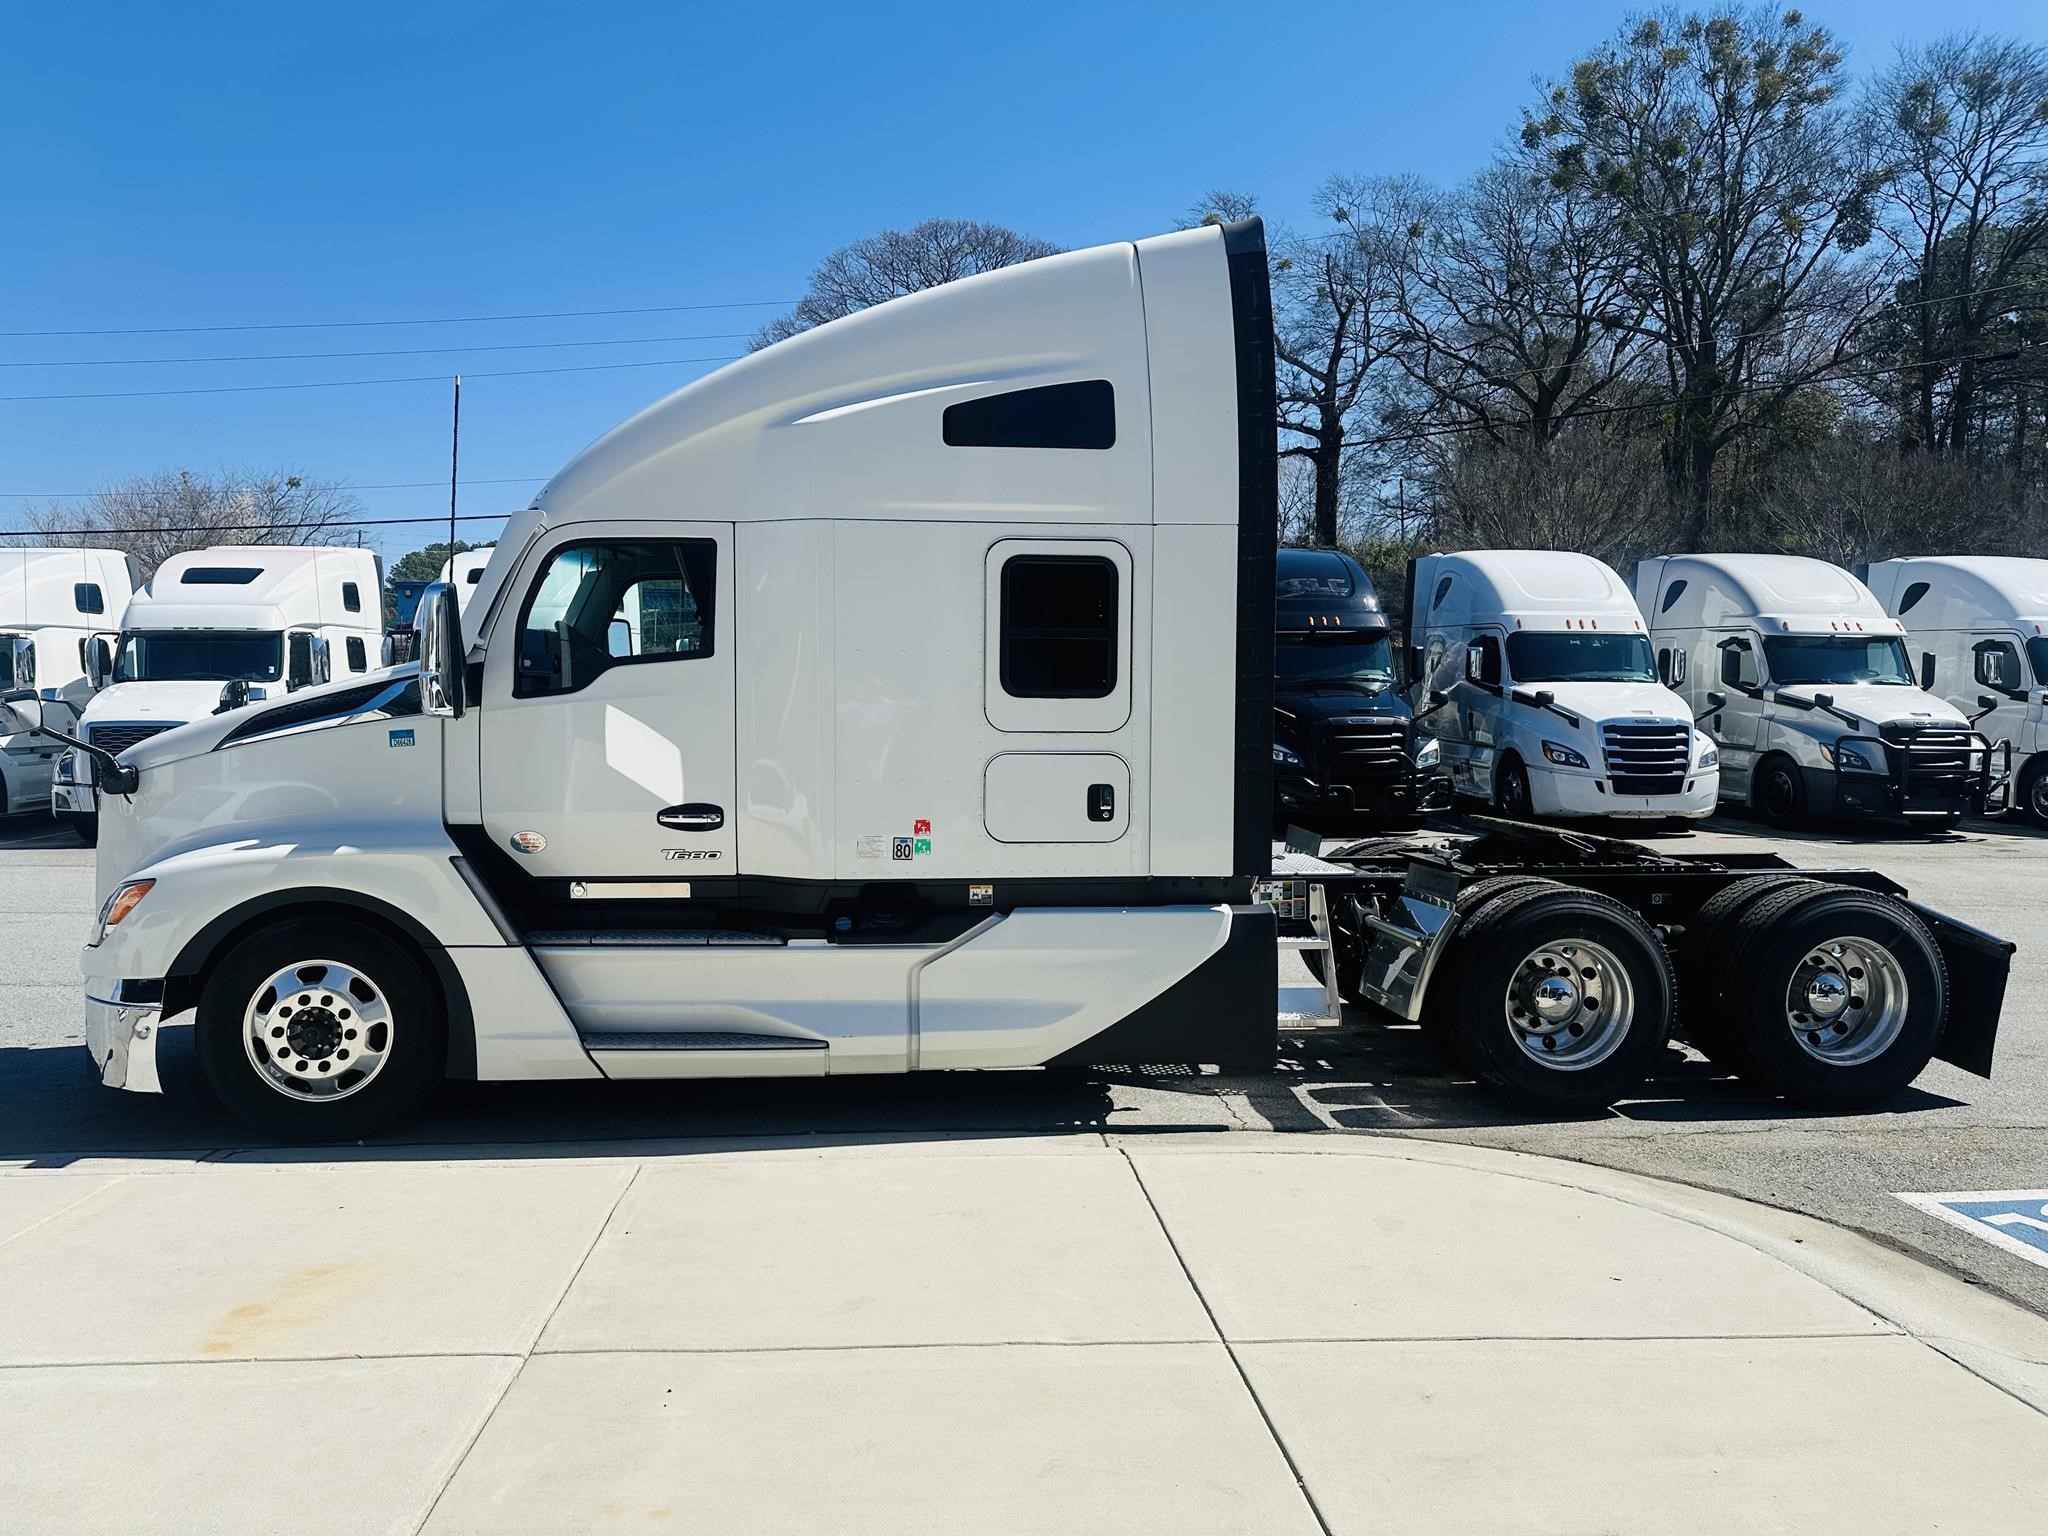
[1897,1189,2048,1270]
[388,728,416,749]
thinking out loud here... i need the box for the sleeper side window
[342,582,362,614]
[74,582,105,615]
[999,555,1118,699]
[513,539,715,698]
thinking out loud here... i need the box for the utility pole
[448,375,462,564]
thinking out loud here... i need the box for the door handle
[657,803,724,831]
[1088,783,1116,822]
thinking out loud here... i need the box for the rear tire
[1438,885,1674,1111]
[1720,884,1945,1108]
[1754,756,1807,828]
[1679,874,1819,1065]
[196,918,444,1141]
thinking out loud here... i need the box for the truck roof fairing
[1639,553,1902,635]
[1866,555,2048,632]
[1411,550,1648,632]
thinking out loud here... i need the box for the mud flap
[1911,901,2014,1077]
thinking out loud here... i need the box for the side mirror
[286,632,316,691]
[1670,649,1687,686]
[3,635,32,691]
[0,687,42,733]
[84,635,112,691]
[1920,652,1936,691]
[215,679,252,715]
[418,581,465,718]
[606,617,634,658]
[1465,642,1485,683]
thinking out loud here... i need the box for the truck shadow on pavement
[0,1008,1966,1166]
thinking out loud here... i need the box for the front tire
[2019,758,2048,830]
[1494,756,1535,821]
[68,813,98,847]
[196,918,444,1141]
[1754,756,1807,828]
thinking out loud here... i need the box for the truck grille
[1601,721,1691,796]
[86,722,177,756]
[1324,719,1407,781]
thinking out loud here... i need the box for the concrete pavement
[5,1131,2047,1534]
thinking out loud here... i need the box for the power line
[0,352,742,404]
[0,476,545,500]
[0,331,754,370]
[2,510,524,540]
[0,300,792,341]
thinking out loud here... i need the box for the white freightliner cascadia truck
[1635,554,2003,828]
[6,220,2016,1135]
[0,548,137,817]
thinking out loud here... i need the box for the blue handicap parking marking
[1897,1190,2048,1270]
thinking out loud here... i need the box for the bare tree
[25,469,362,575]
[1425,419,1674,561]
[752,219,1063,348]
[1525,8,1887,546]
[1864,33,2048,456]
[1385,154,1650,447]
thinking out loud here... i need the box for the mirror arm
[0,689,138,793]
[1511,688,1581,729]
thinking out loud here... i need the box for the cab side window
[513,540,715,698]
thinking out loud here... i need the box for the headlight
[93,879,154,946]
[1273,742,1305,768]
[1834,740,1886,774]
[1541,740,1589,769]
[1696,748,1719,769]
[1415,736,1441,769]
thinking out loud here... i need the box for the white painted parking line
[1897,1190,2048,1271]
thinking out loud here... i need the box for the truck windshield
[1276,632,1394,690]
[1506,632,1655,683]
[114,630,284,684]
[1762,636,1913,686]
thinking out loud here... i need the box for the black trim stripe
[1221,218,1279,881]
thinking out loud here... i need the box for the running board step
[579,1031,825,1052]
[527,930,786,947]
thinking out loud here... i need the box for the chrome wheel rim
[1504,938,1634,1070]
[2030,775,2048,820]
[1784,937,1908,1066]
[242,959,394,1101]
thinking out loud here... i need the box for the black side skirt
[1047,905,1276,1071]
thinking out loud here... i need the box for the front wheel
[196,918,444,1141]
[1494,757,1535,821]
[1754,757,1807,828]
[68,813,98,847]
[2019,759,2048,830]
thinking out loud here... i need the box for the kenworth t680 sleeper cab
[12,221,2013,1135]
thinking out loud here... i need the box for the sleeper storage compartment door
[984,752,1128,843]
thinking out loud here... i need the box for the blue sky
[4,0,2043,564]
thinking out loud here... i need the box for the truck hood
[1275,681,1410,724]
[1515,681,1692,723]
[78,680,248,735]
[111,667,418,770]
[1777,683,1968,731]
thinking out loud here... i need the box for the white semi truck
[0,548,137,817]
[1635,554,2001,827]
[5,221,2013,1134]
[1863,556,2048,828]
[53,545,384,844]
[1406,550,1718,821]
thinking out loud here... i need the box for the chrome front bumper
[83,994,164,1093]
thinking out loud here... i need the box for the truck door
[1710,633,1764,797]
[478,527,737,881]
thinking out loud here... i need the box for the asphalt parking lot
[4,808,2044,1317]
